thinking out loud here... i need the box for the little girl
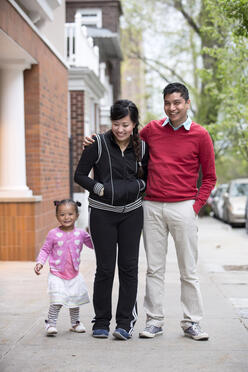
[34,199,93,336]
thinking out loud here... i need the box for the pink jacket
[36,227,93,272]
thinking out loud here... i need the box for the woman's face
[111,114,136,144]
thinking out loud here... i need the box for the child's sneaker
[45,321,58,336]
[70,321,86,333]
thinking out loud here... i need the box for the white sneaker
[139,325,163,338]
[45,323,58,336]
[70,322,86,333]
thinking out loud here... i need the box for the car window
[230,183,248,197]
[220,187,228,196]
[217,185,228,196]
[215,189,221,197]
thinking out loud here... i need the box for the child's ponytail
[54,199,81,215]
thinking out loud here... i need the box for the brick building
[66,0,122,102]
[0,0,69,260]
[65,0,123,229]
[0,0,123,259]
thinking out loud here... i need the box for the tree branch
[129,50,191,87]
[128,50,197,116]
[173,0,201,36]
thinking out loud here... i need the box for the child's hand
[34,263,43,275]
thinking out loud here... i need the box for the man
[138,82,216,340]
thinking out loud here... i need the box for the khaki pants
[143,200,203,329]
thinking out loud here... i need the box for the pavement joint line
[0,317,42,362]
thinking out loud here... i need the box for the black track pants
[89,206,143,333]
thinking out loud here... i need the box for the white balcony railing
[99,62,113,107]
[65,14,99,76]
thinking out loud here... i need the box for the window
[230,182,248,197]
[77,9,102,28]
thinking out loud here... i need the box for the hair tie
[138,162,142,167]
[53,200,60,206]
[76,201,82,207]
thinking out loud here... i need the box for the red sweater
[140,119,217,214]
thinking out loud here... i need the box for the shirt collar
[162,116,192,131]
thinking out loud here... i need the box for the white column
[0,65,33,197]
[83,92,91,137]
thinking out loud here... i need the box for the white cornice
[7,0,68,69]
[68,67,105,99]
[0,29,37,69]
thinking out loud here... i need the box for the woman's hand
[34,263,43,275]
[83,134,96,148]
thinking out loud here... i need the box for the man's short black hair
[163,82,189,101]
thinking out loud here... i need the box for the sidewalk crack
[0,317,42,362]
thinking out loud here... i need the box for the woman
[74,100,148,340]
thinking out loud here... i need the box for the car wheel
[226,211,234,227]
[223,208,228,223]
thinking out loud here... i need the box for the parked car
[207,188,217,209]
[245,197,248,234]
[223,178,248,226]
[211,184,228,220]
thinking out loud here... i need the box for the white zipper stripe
[136,179,140,199]
[88,207,96,251]
[129,302,138,335]
[141,140,145,158]
[95,134,102,164]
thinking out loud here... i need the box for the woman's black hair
[110,99,143,178]
[53,199,81,215]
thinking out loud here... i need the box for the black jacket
[74,130,149,207]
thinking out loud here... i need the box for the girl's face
[56,203,78,231]
[111,114,136,144]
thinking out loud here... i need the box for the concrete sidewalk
[0,217,248,372]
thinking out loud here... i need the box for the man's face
[164,92,190,128]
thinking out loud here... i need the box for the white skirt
[47,272,90,308]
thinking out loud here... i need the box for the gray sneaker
[139,325,163,338]
[183,323,209,340]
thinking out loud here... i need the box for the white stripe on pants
[143,200,203,329]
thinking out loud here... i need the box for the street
[0,216,248,372]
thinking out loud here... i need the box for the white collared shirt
[162,116,192,131]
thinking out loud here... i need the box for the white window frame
[76,8,102,28]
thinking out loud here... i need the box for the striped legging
[48,304,80,326]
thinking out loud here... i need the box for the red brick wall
[0,202,38,261]
[0,0,69,259]
[70,91,85,193]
